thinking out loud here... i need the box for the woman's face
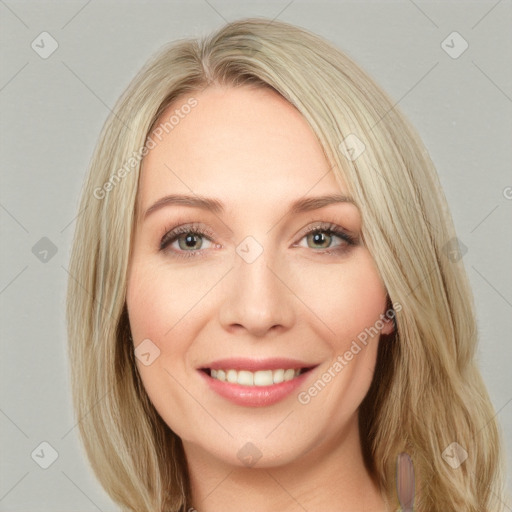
[126,85,393,468]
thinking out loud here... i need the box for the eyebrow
[143,193,357,220]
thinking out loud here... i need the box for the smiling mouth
[200,367,314,386]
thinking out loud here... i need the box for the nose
[218,243,295,338]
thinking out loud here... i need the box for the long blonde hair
[66,17,508,511]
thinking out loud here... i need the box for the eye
[295,222,357,254]
[159,223,217,259]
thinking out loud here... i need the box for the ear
[381,296,397,335]
[380,314,395,335]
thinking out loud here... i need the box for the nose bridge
[219,235,294,336]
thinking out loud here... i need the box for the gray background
[1,1,511,510]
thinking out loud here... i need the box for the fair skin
[126,84,394,511]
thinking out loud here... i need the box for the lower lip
[198,369,313,407]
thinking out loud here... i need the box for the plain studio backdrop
[0,1,511,510]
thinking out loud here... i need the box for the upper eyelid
[162,221,349,238]
[159,223,213,247]
[297,221,352,237]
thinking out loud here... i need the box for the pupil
[313,232,328,247]
[185,234,199,249]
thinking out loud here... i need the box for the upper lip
[199,357,318,372]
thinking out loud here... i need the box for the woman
[66,17,508,511]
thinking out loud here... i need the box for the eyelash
[159,221,357,259]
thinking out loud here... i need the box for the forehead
[137,85,349,215]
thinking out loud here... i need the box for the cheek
[126,260,200,437]
[293,249,388,347]
[126,260,198,376]
[125,256,228,427]
[291,250,387,413]
[126,254,223,341]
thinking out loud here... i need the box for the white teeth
[237,370,254,386]
[273,368,284,384]
[284,368,296,381]
[253,370,273,386]
[208,368,302,386]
